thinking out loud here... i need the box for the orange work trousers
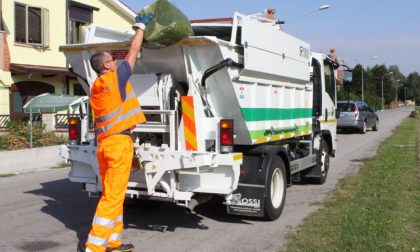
[85,134,133,252]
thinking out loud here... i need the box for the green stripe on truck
[249,124,312,140]
[241,108,312,122]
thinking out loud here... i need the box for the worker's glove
[132,12,155,31]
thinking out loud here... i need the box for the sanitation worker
[85,12,154,252]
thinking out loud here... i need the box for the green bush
[0,121,66,151]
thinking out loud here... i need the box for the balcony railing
[55,114,70,129]
[0,115,10,129]
[55,114,94,130]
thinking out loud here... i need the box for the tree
[407,72,420,102]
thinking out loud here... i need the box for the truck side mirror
[343,70,353,93]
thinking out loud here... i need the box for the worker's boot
[105,243,134,252]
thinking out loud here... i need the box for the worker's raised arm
[125,13,154,71]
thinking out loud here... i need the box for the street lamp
[297,5,329,37]
[361,56,379,101]
[393,80,400,102]
[381,71,393,111]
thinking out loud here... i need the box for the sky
[121,0,420,76]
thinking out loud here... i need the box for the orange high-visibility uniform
[86,70,146,252]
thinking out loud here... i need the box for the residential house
[0,0,136,121]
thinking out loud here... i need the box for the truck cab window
[323,61,336,103]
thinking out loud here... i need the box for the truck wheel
[372,119,379,131]
[264,155,287,220]
[360,120,367,134]
[312,140,330,185]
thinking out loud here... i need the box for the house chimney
[266,9,276,21]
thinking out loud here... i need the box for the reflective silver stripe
[125,91,136,100]
[93,216,115,228]
[109,233,121,242]
[85,248,93,252]
[96,107,143,134]
[95,107,122,123]
[116,215,123,222]
[87,235,107,247]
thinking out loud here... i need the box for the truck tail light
[68,116,80,145]
[354,104,359,118]
[220,119,234,153]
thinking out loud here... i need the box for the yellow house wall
[4,0,67,68]
[92,0,134,31]
[0,87,9,114]
[11,75,66,94]
[1,0,134,115]
[4,0,133,69]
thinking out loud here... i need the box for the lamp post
[297,5,329,37]
[381,71,393,111]
[393,80,400,102]
[361,56,378,101]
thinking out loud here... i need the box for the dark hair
[90,51,111,74]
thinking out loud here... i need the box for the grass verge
[0,173,16,178]
[284,116,420,251]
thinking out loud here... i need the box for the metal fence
[1,114,93,131]
[55,114,70,129]
[0,115,10,129]
[55,114,94,130]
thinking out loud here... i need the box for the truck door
[319,58,337,152]
[322,59,336,122]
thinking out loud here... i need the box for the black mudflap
[227,184,265,217]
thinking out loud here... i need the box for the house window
[14,2,49,47]
[68,2,98,44]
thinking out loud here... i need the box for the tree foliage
[339,63,420,108]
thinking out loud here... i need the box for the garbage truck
[59,12,341,220]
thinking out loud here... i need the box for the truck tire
[312,140,330,184]
[264,155,287,220]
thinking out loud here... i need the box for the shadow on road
[24,179,253,250]
[25,178,96,251]
[337,129,375,135]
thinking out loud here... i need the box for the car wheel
[372,118,379,131]
[360,120,367,134]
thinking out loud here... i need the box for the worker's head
[90,50,116,75]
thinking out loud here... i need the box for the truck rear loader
[60,12,341,220]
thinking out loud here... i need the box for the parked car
[337,101,379,133]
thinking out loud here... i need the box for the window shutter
[42,8,49,47]
[28,7,42,44]
[15,3,26,43]
[69,5,92,23]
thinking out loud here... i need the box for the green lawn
[284,116,420,251]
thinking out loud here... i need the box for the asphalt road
[0,106,414,252]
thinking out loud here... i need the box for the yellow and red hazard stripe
[181,96,198,151]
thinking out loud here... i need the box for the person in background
[85,12,154,252]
